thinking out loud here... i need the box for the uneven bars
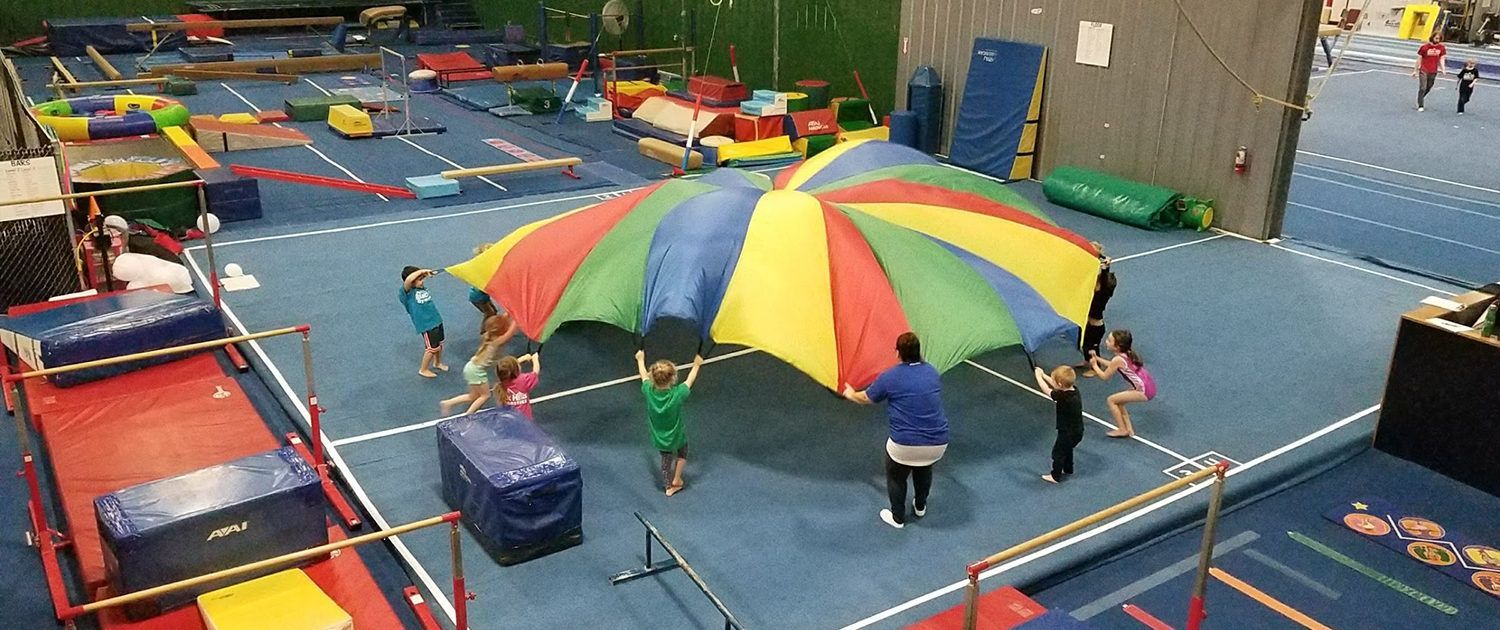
[961,463,1229,630]
[62,512,462,618]
[3,326,308,381]
[0,179,203,210]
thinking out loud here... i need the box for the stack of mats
[194,167,263,223]
[485,42,541,66]
[438,408,583,565]
[544,42,592,70]
[784,109,838,157]
[417,51,491,85]
[683,75,748,106]
[739,90,788,116]
[283,95,361,122]
[1042,166,1184,230]
[0,290,223,387]
[606,80,667,111]
[5,292,407,628]
[96,447,327,618]
[613,95,737,144]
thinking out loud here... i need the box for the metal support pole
[961,574,981,630]
[538,2,548,49]
[301,331,321,470]
[1187,464,1229,630]
[196,185,219,310]
[451,520,469,630]
[590,13,602,95]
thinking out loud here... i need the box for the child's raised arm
[684,354,704,388]
[634,350,650,381]
[496,316,518,347]
[527,352,541,377]
[403,268,433,291]
[1033,367,1055,396]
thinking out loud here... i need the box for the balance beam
[141,54,379,78]
[169,69,300,84]
[47,77,168,91]
[491,62,570,83]
[85,46,122,81]
[126,17,344,32]
[440,157,582,179]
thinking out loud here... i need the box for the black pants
[1418,72,1438,108]
[1051,431,1083,478]
[1460,85,1474,112]
[1081,322,1106,359]
[885,452,933,524]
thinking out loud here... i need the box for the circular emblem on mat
[1473,571,1500,596]
[1464,545,1500,569]
[1343,513,1391,536]
[1398,517,1446,539]
[1407,542,1457,566]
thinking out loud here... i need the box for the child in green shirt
[635,350,703,496]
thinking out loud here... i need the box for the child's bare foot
[1041,474,1059,484]
[1106,429,1132,438]
[665,482,684,496]
[419,370,437,378]
[434,363,449,372]
[440,401,457,414]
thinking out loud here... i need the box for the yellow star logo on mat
[1353,502,1369,510]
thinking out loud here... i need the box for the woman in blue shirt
[843,332,951,529]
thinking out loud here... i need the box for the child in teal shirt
[400,266,446,378]
[635,350,703,496]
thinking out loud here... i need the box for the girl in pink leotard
[1087,329,1155,438]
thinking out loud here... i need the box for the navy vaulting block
[438,408,583,565]
[95,447,327,618]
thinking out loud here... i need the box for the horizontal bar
[0,179,203,210]
[6,326,308,381]
[541,7,594,18]
[67,512,461,617]
[440,157,581,179]
[48,77,168,90]
[967,463,1226,577]
[126,17,344,32]
[608,560,681,584]
[634,512,743,629]
[605,62,687,73]
[607,46,696,57]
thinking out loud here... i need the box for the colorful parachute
[449,140,1100,390]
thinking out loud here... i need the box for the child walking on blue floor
[1458,58,1480,114]
[635,350,703,496]
[400,266,447,378]
[1035,365,1083,483]
[439,315,508,416]
[1087,329,1156,438]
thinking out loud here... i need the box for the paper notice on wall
[0,152,65,221]
[1076,21,1114,68]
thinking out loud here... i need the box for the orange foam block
[192,118,312,153]
[254,110,291,123]
[162,125,220,169]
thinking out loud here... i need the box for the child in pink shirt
[496,354,541,418]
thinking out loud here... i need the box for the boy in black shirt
[1035,365,1084,483]
[1459,59,1480,114]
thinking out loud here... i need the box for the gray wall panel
[895,0,1314,239]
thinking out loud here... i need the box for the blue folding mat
[94,446,327,618]
[438,407,583,565]
[0,289,224,387]
[949,38,1047,180]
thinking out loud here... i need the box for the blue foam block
[96,447,326,617]
[405,174,461,199]
[438,408,583,565]
[0,290,224,387]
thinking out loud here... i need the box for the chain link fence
[1,51,79,311]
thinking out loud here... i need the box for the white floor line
[1111,234,1228,263]
[331,348,761,447]
[1268,242,1459,296]
[182,164,787,251]
[1288,201,1500,256]
[304,78,333,95]
[394,135,507,191]
[220,82,391,202]
[840,403,1381,630]
[1290,172,1500,223]
[962,360,1199,468]
[1296,163,1500,216]
[1295,150,1500,197]
[183,253,458,624]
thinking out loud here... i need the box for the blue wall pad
[412,29,512,46]
[906,65,944,154]
[438,408,583,565]
[0,290,224,387]
[949,38,1046,180]
[95,447,326,618]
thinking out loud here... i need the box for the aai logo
[977,49,998,63]
[207,521,248,541]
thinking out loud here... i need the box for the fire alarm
[1233,146,1249,174]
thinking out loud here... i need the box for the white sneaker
[879,509,904,529]
[914,505,927,517]
[1419,106,1426,112]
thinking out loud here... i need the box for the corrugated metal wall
[896,0,1318,238]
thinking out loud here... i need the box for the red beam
[22,456,75,621]
[230,164,416,199]
[404,586,444,630]
[1123,604,1175,630]
[286,432,363,530]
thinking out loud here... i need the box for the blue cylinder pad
[906,65,944,154]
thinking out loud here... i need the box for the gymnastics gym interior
[0,0,1497,628]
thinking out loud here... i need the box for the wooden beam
[47,77,167,91]
[125,16,344,32]
[84,46,122,81]
[141,54,379,78]
[0,180,203,211]
[169,69,299,84]
[441,158,583,179]
[49,57,77,86]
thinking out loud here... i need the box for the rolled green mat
[785,92,809,112]
[805,134,837,157]
[795,79,830,109]
[1042,166,1183,231]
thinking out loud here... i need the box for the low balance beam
[85,46,123,81]
[440,157,582,180]
[48,77,168,91]
[169,69,300,84]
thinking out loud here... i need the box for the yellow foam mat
[716,136,795,162]
[836,126,889,143]
[610,80,665,97]
[218,113,259,125]
[198,569,352,630]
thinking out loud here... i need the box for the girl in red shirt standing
[1415,33,1447,112]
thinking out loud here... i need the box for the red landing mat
[907,585,1048,630]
